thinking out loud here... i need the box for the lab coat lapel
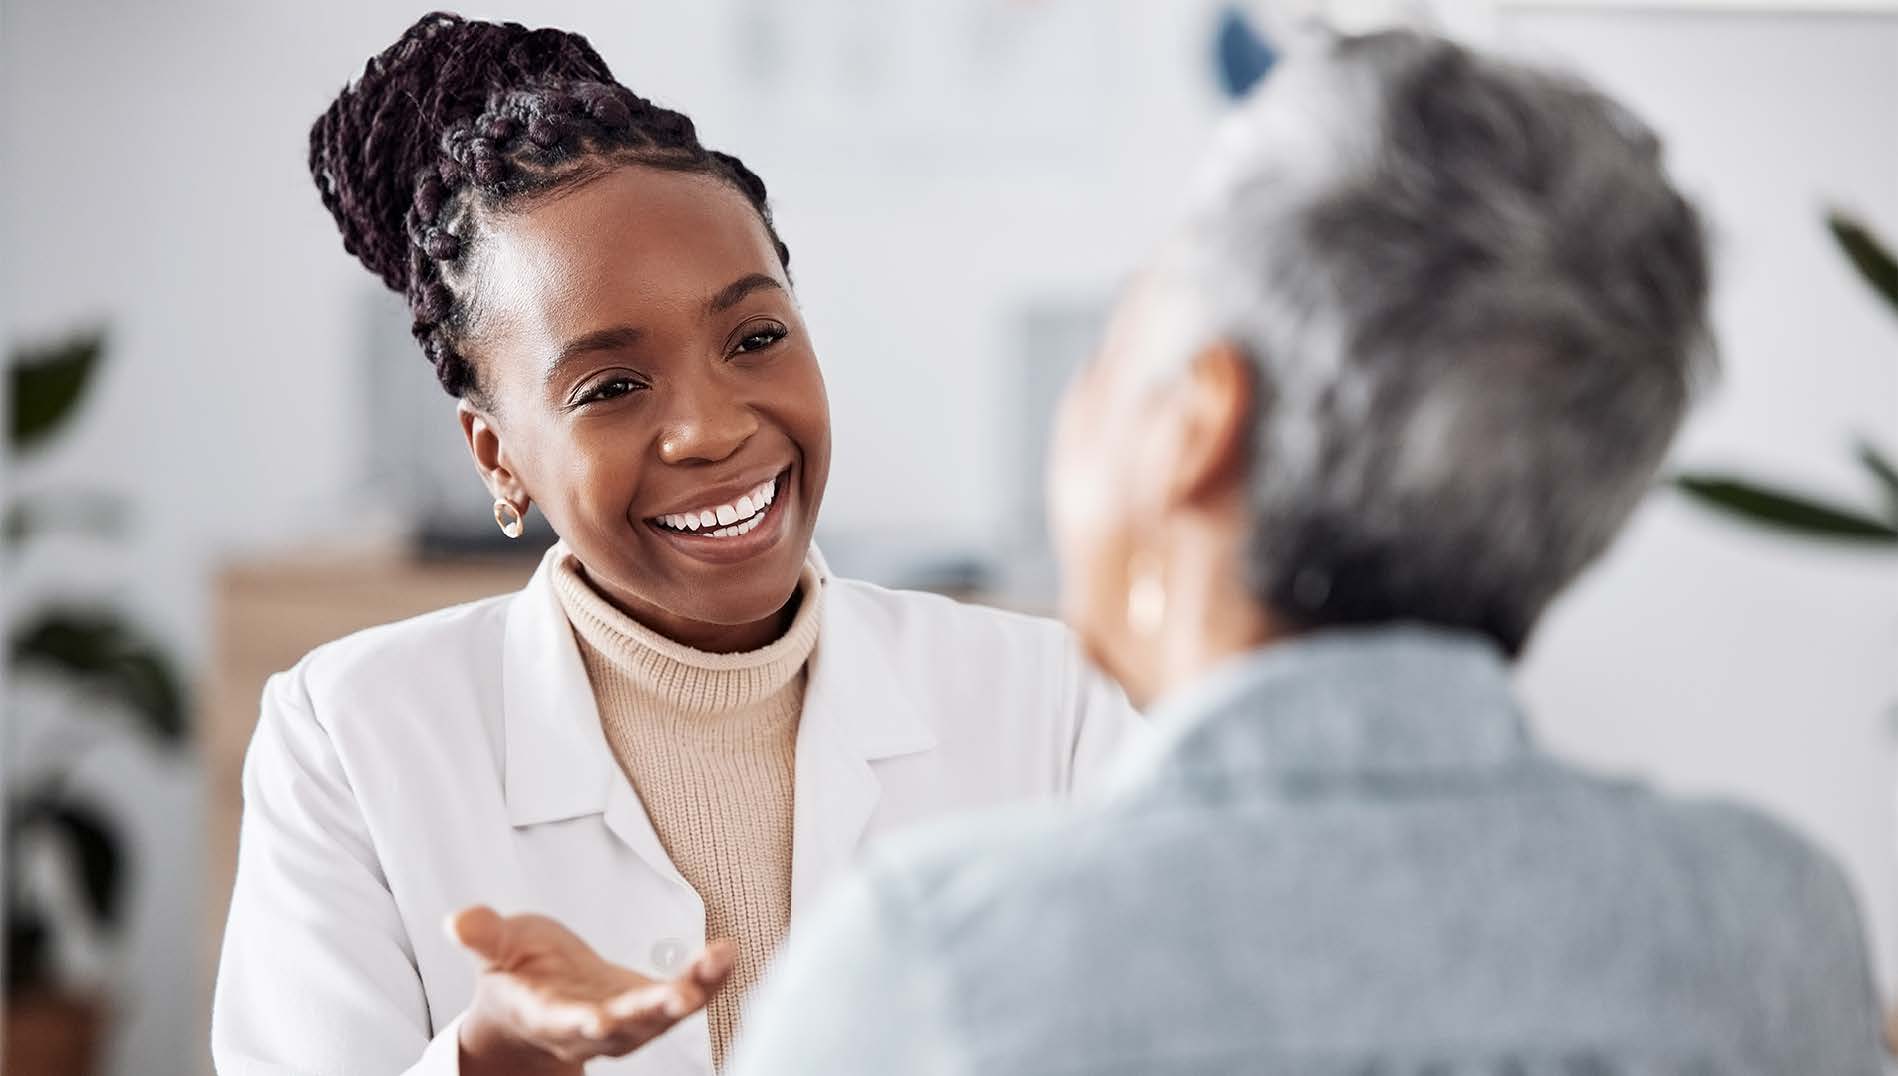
[502,543,940,912]
[790,550,938,915]
[500,543,687,890]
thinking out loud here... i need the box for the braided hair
[309,12,790,399]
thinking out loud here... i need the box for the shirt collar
[1106,624,1532,798]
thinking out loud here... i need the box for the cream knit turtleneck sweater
[551,554,823,1069]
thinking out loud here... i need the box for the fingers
[693,938,737,988]
[517,998,642,1064]
[663,939,737,1018]
[455,922,739,1062]
[538,996,618,1041]
[603,939,737,1025]
[446,905,507,965]
[602,981,683,1024]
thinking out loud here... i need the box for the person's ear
[458,398,529,507]
[1163,340,1254,512]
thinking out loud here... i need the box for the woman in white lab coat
[210,13,1138,1076]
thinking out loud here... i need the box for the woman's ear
[458,398,528,505]
[1164,339,1254,512]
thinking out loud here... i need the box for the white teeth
[706,513,765,538]
[654,474,784,535]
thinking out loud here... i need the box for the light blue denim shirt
[729,626,1885,1075]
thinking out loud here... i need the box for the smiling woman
[208,12,1141,1076]
[456,162,827,652]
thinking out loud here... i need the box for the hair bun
[308,11,617,293]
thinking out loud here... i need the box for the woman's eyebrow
[545,325,643,388]
[541,275,782,388]
[706,273,784,314]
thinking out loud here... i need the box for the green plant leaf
[7,795,122,926]
[10,610,188,743]
[9,329,107,453]
[5,915,53,991]
[1676,474,1898,544]
[1826,211,1898,319]
[1861,440,1898,521]
[5,792,124,988]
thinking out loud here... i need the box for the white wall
[0,4,1224,1072]
[1497,4,1898,992]
[2,2,1893,1074]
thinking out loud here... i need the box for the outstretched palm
[451,905,735,1070]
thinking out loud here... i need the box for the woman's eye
[734,324,787,355]
[579,377,642,405]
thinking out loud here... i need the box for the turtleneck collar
[551,552,825,726]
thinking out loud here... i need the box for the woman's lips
[651,474,778,536]
[642,469,794,565]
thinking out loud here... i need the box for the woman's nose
[656,390,759,466]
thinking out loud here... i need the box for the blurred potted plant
[1676,212,1898,545]
[4,329,188,1076]
[1676,212,1898,1053]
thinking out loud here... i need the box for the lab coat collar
[790,549,937,912]
[501,542,613,830]
[500,542,936,904]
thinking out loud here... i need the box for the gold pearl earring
[1126,552,1167,638]
[493,498,525,539]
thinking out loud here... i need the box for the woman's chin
[661,541,813,635]
[704,582,805,629]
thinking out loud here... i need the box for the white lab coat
[211,544,1141,1076]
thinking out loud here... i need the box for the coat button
[650,937,690,974]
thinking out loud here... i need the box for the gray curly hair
[1162,28,1712,654]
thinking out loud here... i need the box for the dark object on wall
[4,328,189,1076]
[1675,211,1898,546]
[1214,6,1277,100]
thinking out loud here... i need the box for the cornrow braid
[310,12,790,398]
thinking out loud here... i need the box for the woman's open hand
[448,905,735,1076]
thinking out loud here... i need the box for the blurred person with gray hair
[727,28,1885,1075]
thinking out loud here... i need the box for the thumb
[447,905,507,965]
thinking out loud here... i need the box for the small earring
[1126,553,1168,638]
[493,498,525,539]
